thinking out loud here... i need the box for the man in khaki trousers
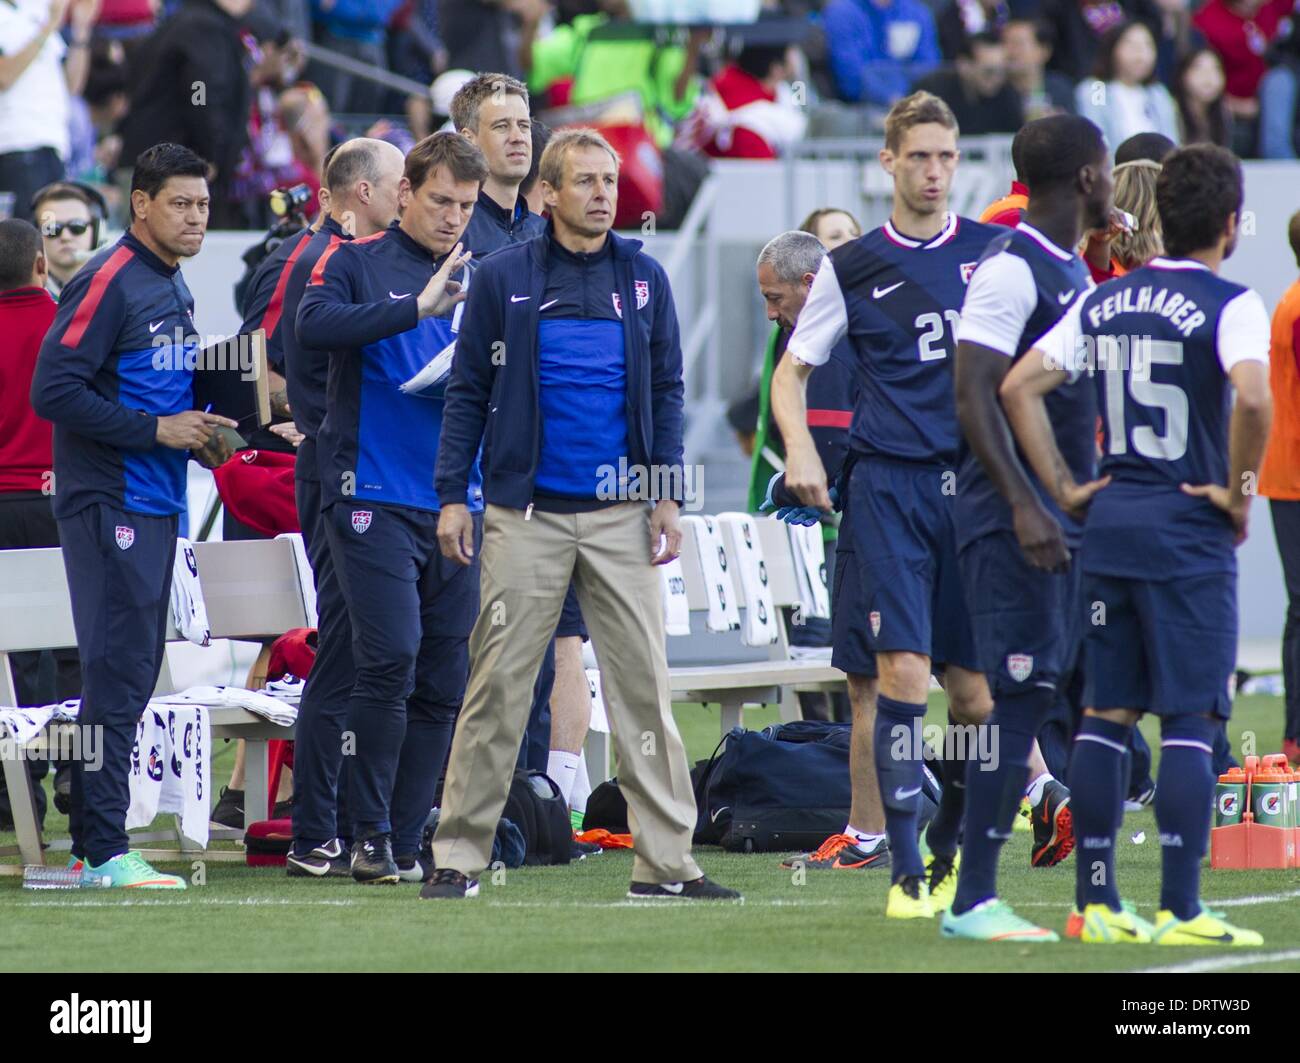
[422,128,739,901]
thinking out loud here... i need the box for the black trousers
[1272,499,1300,741]
[0,493,81,827]
[0,147,65,221]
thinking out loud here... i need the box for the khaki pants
[432,502,702,884]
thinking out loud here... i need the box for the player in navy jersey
[1002,145,1271,947]
[779,92,1001,919]
[943,114,1112,942]
[296,132,485,885]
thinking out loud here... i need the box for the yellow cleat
[1014,796,1032,832]
[1079,902,1154,944]
[925,850,960,913]
[886,876,934,919]
[1152,908,1264,947]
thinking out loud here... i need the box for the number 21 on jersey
[915,310,961,362]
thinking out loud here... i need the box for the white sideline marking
[1017,888,1300,911]
[8,897,359,908]
[1135,949,1300,974]
[482,899,834,909]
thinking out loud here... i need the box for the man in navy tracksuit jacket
[295,132,487,884]
[271,138,406,876]
[424,129,738,901]
[31,143,237,888]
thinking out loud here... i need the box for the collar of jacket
[0,286,55,308]
[528,220,643,269]
[121,230,181,277]
[321,214,349,239]
[476,188,533,232]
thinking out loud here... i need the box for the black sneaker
[286,838,350,878]
[350,833,399,884]
[53,764,72,814]
[210,786,244,828]
[419,867,480,899]
[395,853,433,883]
[1031,779,1075,868]
[571,839,602,860]
[627,875,742,902]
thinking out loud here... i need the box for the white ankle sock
[845,824,886,851]
[571,752,591,814]
[1026,771,1053,805]
[547,750,581,806]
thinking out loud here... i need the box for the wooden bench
[668,515,845,736]
[0,538,310,868]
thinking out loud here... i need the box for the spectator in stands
[118,0,256,228]
[1175,46,1235,144]
[1194,0,1295,154]
[681,30,809,159]
[0,218,79,831]
[65,38,130,190]
[0,0,98,221]
[938,0,1013,61]
[1259,210,1300,768]
[1038,0,1161,83]
[1259,5,1300,157]
[1074,20,1180,146]
[441,0,541,81]
[915,30,1025,133]
[1151,0,1206,85]
[821,0,942,107]
[31,181,101,300]
[388,0,446,131]
[95,0,157,40]
[1002,19,1076,119]
[307,0,403,115]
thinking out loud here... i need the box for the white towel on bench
[715,512,777,646]
[153,685,297,727]
[170,538,211,646]
[787,522,831,620]
[277,532,318,626]
[0,704,58,744]
[659,555,690,636]
[681,514,740,633]
[126,704,210,848]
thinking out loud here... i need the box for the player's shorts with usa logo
[837,455,977,672]
[959,530,1082,696]
[831,501,877,677]
[1082,570,1235,719]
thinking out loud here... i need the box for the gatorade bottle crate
[1210,754,1299,869]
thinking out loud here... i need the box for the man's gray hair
[757,230,826,283]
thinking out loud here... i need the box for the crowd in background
[0,0,1298,232]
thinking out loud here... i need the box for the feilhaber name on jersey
[1082,283,1209,336]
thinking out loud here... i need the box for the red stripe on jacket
[260,238,310,337]
[60,246,133,349]
[807,409,852,429]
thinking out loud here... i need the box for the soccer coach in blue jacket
[423,129,738,902]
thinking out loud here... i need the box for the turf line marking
[1207,888,1300,908]
[481,899,841,909]
[8,897,359,908]
[1134,949,1300,974]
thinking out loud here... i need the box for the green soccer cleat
[83,851,186,889]
[1152,908,1263,947]
[886,875,934,919]
[925,849,960,913]
[1014,796,1032,832]
[941,898,1059,942]
[1078,902,1155,944]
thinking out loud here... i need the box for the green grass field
[3,695,1298,973]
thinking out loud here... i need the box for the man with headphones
[30,181,107,301]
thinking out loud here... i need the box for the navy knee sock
[1156,715,1218,920]
[1069,715,1132,912]
[952,686,1049,915]
[925,713,967,858]
[874,694,929,881]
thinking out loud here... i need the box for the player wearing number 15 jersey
[780,92,998,920]
[1002,145,1271,947]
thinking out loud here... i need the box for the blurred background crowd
[2,0,1299,235]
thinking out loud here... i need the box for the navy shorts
[960,530,1083,696]
[831,504,877,677]
[1083,570,1234,719]
[843,456,977,671]
[556,581,587,641]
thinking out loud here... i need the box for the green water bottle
[1252,768,1289,828]
[1215,773,1245,827]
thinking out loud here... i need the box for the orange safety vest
[1260,278,1300,500]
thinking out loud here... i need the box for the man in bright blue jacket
[422,128,739,902]
[823,0,942,107]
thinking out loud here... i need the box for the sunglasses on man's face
[42,220,93,238]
